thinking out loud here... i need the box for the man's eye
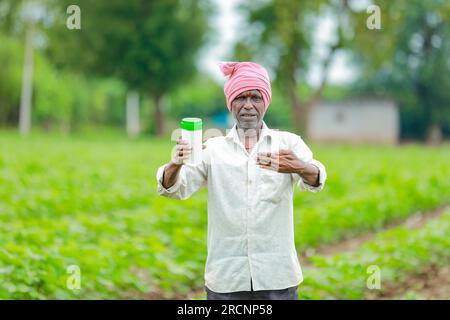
[252,96,262,102]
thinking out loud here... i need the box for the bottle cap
[181,117,202,131]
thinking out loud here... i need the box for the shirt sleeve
[289,134,327,193]
[156,141,209,200]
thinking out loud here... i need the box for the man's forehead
[236,90,261,97]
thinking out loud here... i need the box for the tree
[0,0,46,134]
[46,0,212,135]
[232,0,350,136]
[348,0,450,142]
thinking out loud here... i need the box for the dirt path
[299,204,450,300]
[300,204,449,266]
[366,265,450,300]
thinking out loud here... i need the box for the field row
[299,209,450,299]
[1,133,449,298]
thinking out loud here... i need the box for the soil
[300,205,448,266]
[366,265,450,300]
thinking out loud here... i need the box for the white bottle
[181,117,203,165]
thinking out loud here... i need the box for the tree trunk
[290,51,335,139]
[19,22,34,136]
[426,123,443,145]
[287,80,304,135]
[126,91,140,138]
[153,95,164,136]
[287,80,313,138]
[301,100,315,139]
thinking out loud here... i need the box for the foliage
[0,132,448,298]
[44,0,212,135]
[0,32,128,131]
[167,76,224,119]
[0,33,23,125]
[47,0,210,93]
[349,0,450,139]
[300,210,450,299]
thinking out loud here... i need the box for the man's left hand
[256,150,306,174]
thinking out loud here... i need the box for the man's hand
[163,139,207,189]
[256,149,306,174]
[171,139,192,165]
[162,139,191,189]
[256,149,320,187]
[171,139,207,166]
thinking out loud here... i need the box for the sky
[198,0,357,87]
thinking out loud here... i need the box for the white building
[307,98,399,144]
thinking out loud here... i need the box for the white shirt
[156,121,327,293]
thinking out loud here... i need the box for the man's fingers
[176,145,192,152]
[177,147,192,153]
[176,139,190,146]
[257,153,280,163]
[256,155,271,164]
[257,155,276,162]
[256,156,279,168]
[258,152,273,157]
[257,152,281,160]
[178,150,192,156]
[258,164,278,172]
[172,143,191,163]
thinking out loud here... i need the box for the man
[156,61,327,300]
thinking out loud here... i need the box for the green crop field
[0,131,449,299]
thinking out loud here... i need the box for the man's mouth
[240,114,257,119]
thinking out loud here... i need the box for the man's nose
[243,97,254,109]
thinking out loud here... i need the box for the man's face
[231,89,266,130]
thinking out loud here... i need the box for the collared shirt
[156,121,327,293]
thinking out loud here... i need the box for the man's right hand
[162,140,189,189]
[162,139,206,189]
[171,139,192,165]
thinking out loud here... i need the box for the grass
[0,131,448,299]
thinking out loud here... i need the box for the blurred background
[0,0,449,300]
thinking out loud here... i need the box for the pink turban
[219,61,272,112]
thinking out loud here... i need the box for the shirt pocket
[258,169,287,204]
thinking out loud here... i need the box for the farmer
[156,61,327,300]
